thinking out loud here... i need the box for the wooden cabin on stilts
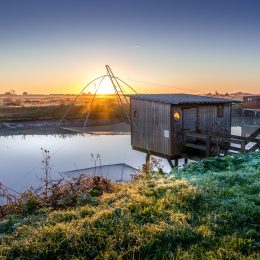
[59,65,259,170]
[129,94,260,167]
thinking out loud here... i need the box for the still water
[0,125,256,192]
[0,134,175,192]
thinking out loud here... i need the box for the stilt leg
[145,153,150,164]
[167,159,174,168]
[142,153,151,175]
[174,159,178,167]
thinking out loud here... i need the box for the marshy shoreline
[0,118,130,136]
[1,116,258,136]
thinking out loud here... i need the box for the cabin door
[183,107,197,142]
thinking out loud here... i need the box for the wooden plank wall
[183,108,197,131]
[131,99,172,156]
[197,104,231,135]
[182,107,197,143]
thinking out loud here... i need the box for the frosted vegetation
[0,152,259,259]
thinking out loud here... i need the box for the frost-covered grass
[0,152,259,259]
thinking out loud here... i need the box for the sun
[96,77,115,94]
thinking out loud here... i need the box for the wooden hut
[129,94,240,162]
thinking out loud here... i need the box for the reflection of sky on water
[0,134,174,192]
[0,125,257,192]
[0,135,144,192]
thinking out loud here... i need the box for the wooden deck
[182,127,260,158]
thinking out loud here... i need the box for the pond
[0,125,257,193]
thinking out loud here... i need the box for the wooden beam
[229,146,241,152]
[174,159,179,167]
[184,142,207,151]
[247,128,260,141]
[183,129,260,141]
[167,159,175,168]
[240,141,246,153]
[248,143,259,152]
[145,153,150,164]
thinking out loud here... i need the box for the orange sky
[1,62,259,95]
[1,1,259,95]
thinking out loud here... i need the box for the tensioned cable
[8,166,38,190]
[83,75,107,130]
[116,78,138,94]
[1,183,21,195]
[8,135,82,189]
[9,73,121,189]
[119,77,206,94]
[58,75,106,127]
[9,74,112,189]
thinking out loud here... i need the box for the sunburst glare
[97,77,115,94]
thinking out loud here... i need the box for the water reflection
[0,135,147,192]
[0,125,258,193]
[1,134,175,192]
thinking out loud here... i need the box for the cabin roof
[129,94,240,105]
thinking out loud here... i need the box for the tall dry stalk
[40,148,52,198]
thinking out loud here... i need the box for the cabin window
[172,112,181,121]
[133,110,137,118]
[217,105,224,117]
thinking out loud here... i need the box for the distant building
[3,90,16,96]
[242,95,260,117]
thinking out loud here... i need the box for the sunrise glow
[95,78,116,95]
[0,0,259,95]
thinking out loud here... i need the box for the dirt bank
[0,118,130,136]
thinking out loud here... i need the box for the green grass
[0,152,259,259]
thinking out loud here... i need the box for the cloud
[130,44,141,48]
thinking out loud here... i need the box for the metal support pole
[106,65,131,123]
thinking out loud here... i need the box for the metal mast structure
[106,65,131,123]
[58,65,137,132]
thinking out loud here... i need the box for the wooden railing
[182,127,260,156]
